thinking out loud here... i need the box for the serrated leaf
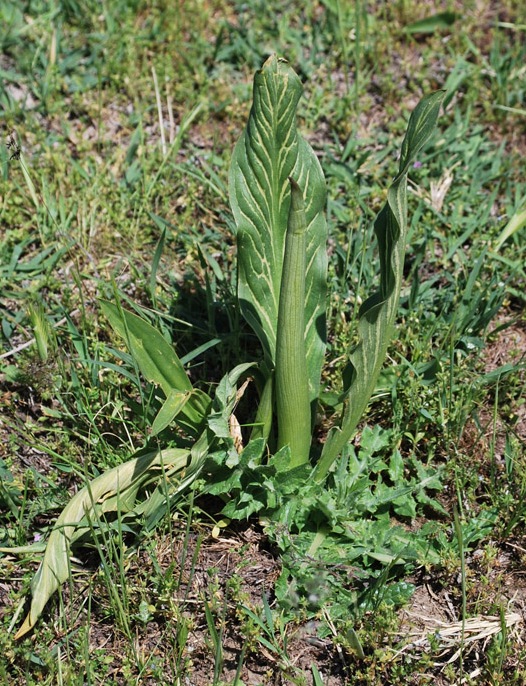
[393,495,417,519]
[388,450,404,483]
[415,491,448,515]
[240,437,267,468]
[229,55,327,407]
[360,425,392,455]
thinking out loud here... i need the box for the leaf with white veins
[229,55,327,410]
[315,91,446,480]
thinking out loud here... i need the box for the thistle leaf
[229,55,327,407]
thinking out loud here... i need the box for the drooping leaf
[12,447,198,639]
[229,55,327,408]
[315,91,445,479]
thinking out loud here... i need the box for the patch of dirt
[395,314,526,684]
[457,317,526,479]
[2,520,350,685]
[485,318,526,442]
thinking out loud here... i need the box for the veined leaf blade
[102,301,210,434]
[13,447,195,639]
[101,300,192,396]
[229,56,327,406]
[151,389,192,435]
[399,91,445,172]
[316,91,445,479]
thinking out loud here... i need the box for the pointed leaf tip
[399,90,446,172]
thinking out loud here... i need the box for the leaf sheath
[275,178,311,467]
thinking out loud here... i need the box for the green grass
[1,0,526,684]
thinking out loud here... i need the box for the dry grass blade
[396,611,523,669]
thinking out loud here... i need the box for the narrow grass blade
[19,155,40,209]
[312,664,324,686]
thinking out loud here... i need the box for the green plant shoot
[229,55,328,420]
[275,177,312,466]
[4,55,445,637]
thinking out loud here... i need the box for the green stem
[250,371,273,445]
[275,178,311,468]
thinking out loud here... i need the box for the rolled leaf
[229,55,327,409]
[315,91,445,480]
[275,178,311,467]
[249,372,274,445]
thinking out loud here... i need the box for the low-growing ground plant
[3,55,446,639]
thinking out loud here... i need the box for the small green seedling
[3,56,444,638]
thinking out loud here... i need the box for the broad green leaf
[151,389,192,436]
[101,300,211,434]
[12,447,197,639]
[404,11,458,34]
[101,300,191,394]
[229,55,327,408]
[315,91,445,480]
